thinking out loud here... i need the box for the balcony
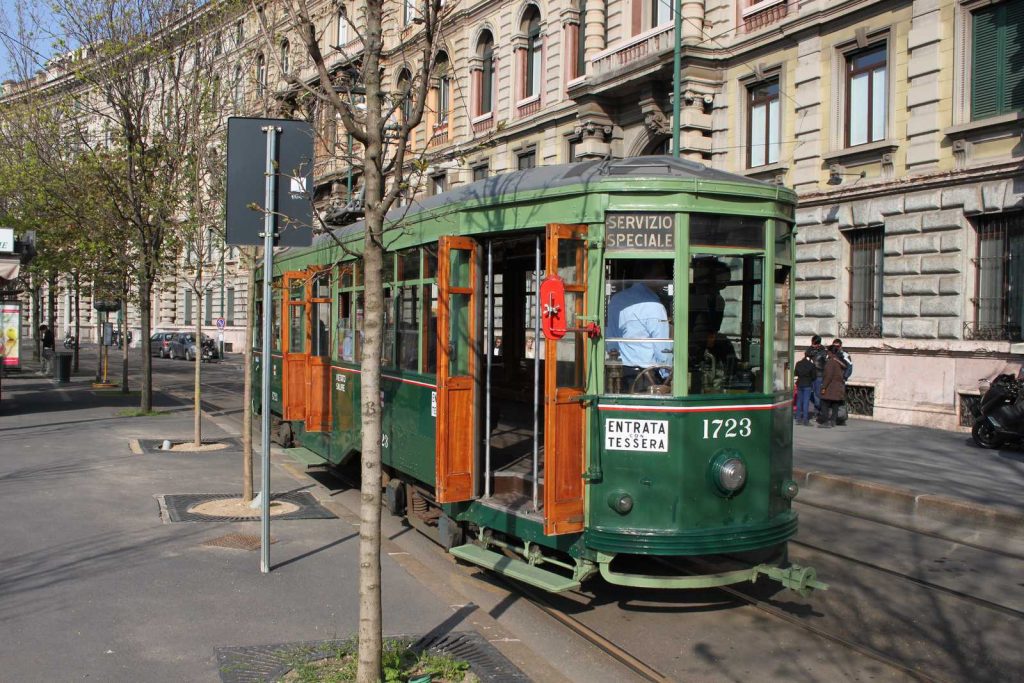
[586,24,674,81]
[742,0,789,33]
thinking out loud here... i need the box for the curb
[793,468,1024,534]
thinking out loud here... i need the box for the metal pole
[260,125,280,574]
[485,241,493,499]
[672,0,682,158]
[532,235,541,511]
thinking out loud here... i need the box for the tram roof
[316,155,790,247]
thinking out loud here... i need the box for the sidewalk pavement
[0,361,549,682]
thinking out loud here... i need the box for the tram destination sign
[604,212,675,251]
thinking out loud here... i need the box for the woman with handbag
[818,347,848,428]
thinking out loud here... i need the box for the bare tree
[260,0,448,678]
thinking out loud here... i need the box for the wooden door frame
[543,223,588,535]
[435,236,480,503]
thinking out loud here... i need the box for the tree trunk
[120,292,129,393]
[139,275,154,412]
[194,274,203,447]
[357,115,386,683]
[31,279,40,362]
[241,246,257,502]
[47,272,56,331]
[73,272,80,373]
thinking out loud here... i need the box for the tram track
[492,577,673,683]
[789,537,1024,621]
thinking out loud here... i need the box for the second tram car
[255,156,825,595]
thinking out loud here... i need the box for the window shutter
[973,5,1002,120]
[1002,0,1024,114]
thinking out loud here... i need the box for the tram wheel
[277,421,294,448]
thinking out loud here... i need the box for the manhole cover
[202,533,275,551]
[215,632,530,682]
[158,492,337,523]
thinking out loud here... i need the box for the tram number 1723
[702,417,752,439]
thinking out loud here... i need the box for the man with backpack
[807,335,828,417]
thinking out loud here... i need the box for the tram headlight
[710,451,747,496]
[607,490,634,515]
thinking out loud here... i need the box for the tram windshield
[688,254,763,395]
[604,259,675,395]
[603,254,766,396]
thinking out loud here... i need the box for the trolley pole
[259,125,280,574]
[672,0,682,158]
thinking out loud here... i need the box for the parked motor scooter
[199,337,220,362]
[971,369,1024,449]
[63,332,77,349]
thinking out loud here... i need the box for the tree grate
[137,437,242,454]
[201,533,275,551]
[158,492,337,523]
[215,632,530,683]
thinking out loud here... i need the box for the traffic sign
[216,318,226,329]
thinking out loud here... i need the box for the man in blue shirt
[606,261,673,388]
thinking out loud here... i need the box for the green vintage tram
[255,156,824,595]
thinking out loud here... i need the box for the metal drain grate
[215,632,530,683]
[158,492,337,523]
[202,533,275,551]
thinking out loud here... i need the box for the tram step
[283,446,328,468]
[449,544,580,593]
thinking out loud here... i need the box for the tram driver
[605,259,674,393]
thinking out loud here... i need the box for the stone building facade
[4,0,1021,428]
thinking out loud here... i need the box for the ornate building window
[845,44,887,147]
[523,8,542,99]
[337,7,348,46]
[845,227,883,338]
[973,212,1024,341]
[971,0,1024,120]
[255,53,267,97]
[748,79,780,167]
[475,31,495,117]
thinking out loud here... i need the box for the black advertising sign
[604,212,676,251]
[225,117,314,247]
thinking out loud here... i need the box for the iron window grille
[972,212,1024,341]
[845,384,875,416]
[846,227,883,337]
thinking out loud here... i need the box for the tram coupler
[755,563,829,597]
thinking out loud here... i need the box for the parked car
[150,332,174,358]
[168,332,220,361]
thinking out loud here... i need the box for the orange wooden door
[306,268,332,432]
[282,271,308,421]
[543,224,589,535]
[435,236,480,503]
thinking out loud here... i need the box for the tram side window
[336,263,361,363]
[311,271,330,358]
[382,288,396,367]
[423,283,438,373]
[773,264,792,392]
[689,255,764,395]
[604,259,674,395]
[288,280,305,353]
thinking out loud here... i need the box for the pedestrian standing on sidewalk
[40,324,56,375]
[808,335,827,418]
[794,351,816,426]
[818,346,848,428]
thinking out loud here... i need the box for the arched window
[337,7,348,45]
[436,52,450,124]
[280,40,289,75]
[522,8,542,98]
[476,31,495,116]
[256,53,266,97]
[397,68,412,124]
